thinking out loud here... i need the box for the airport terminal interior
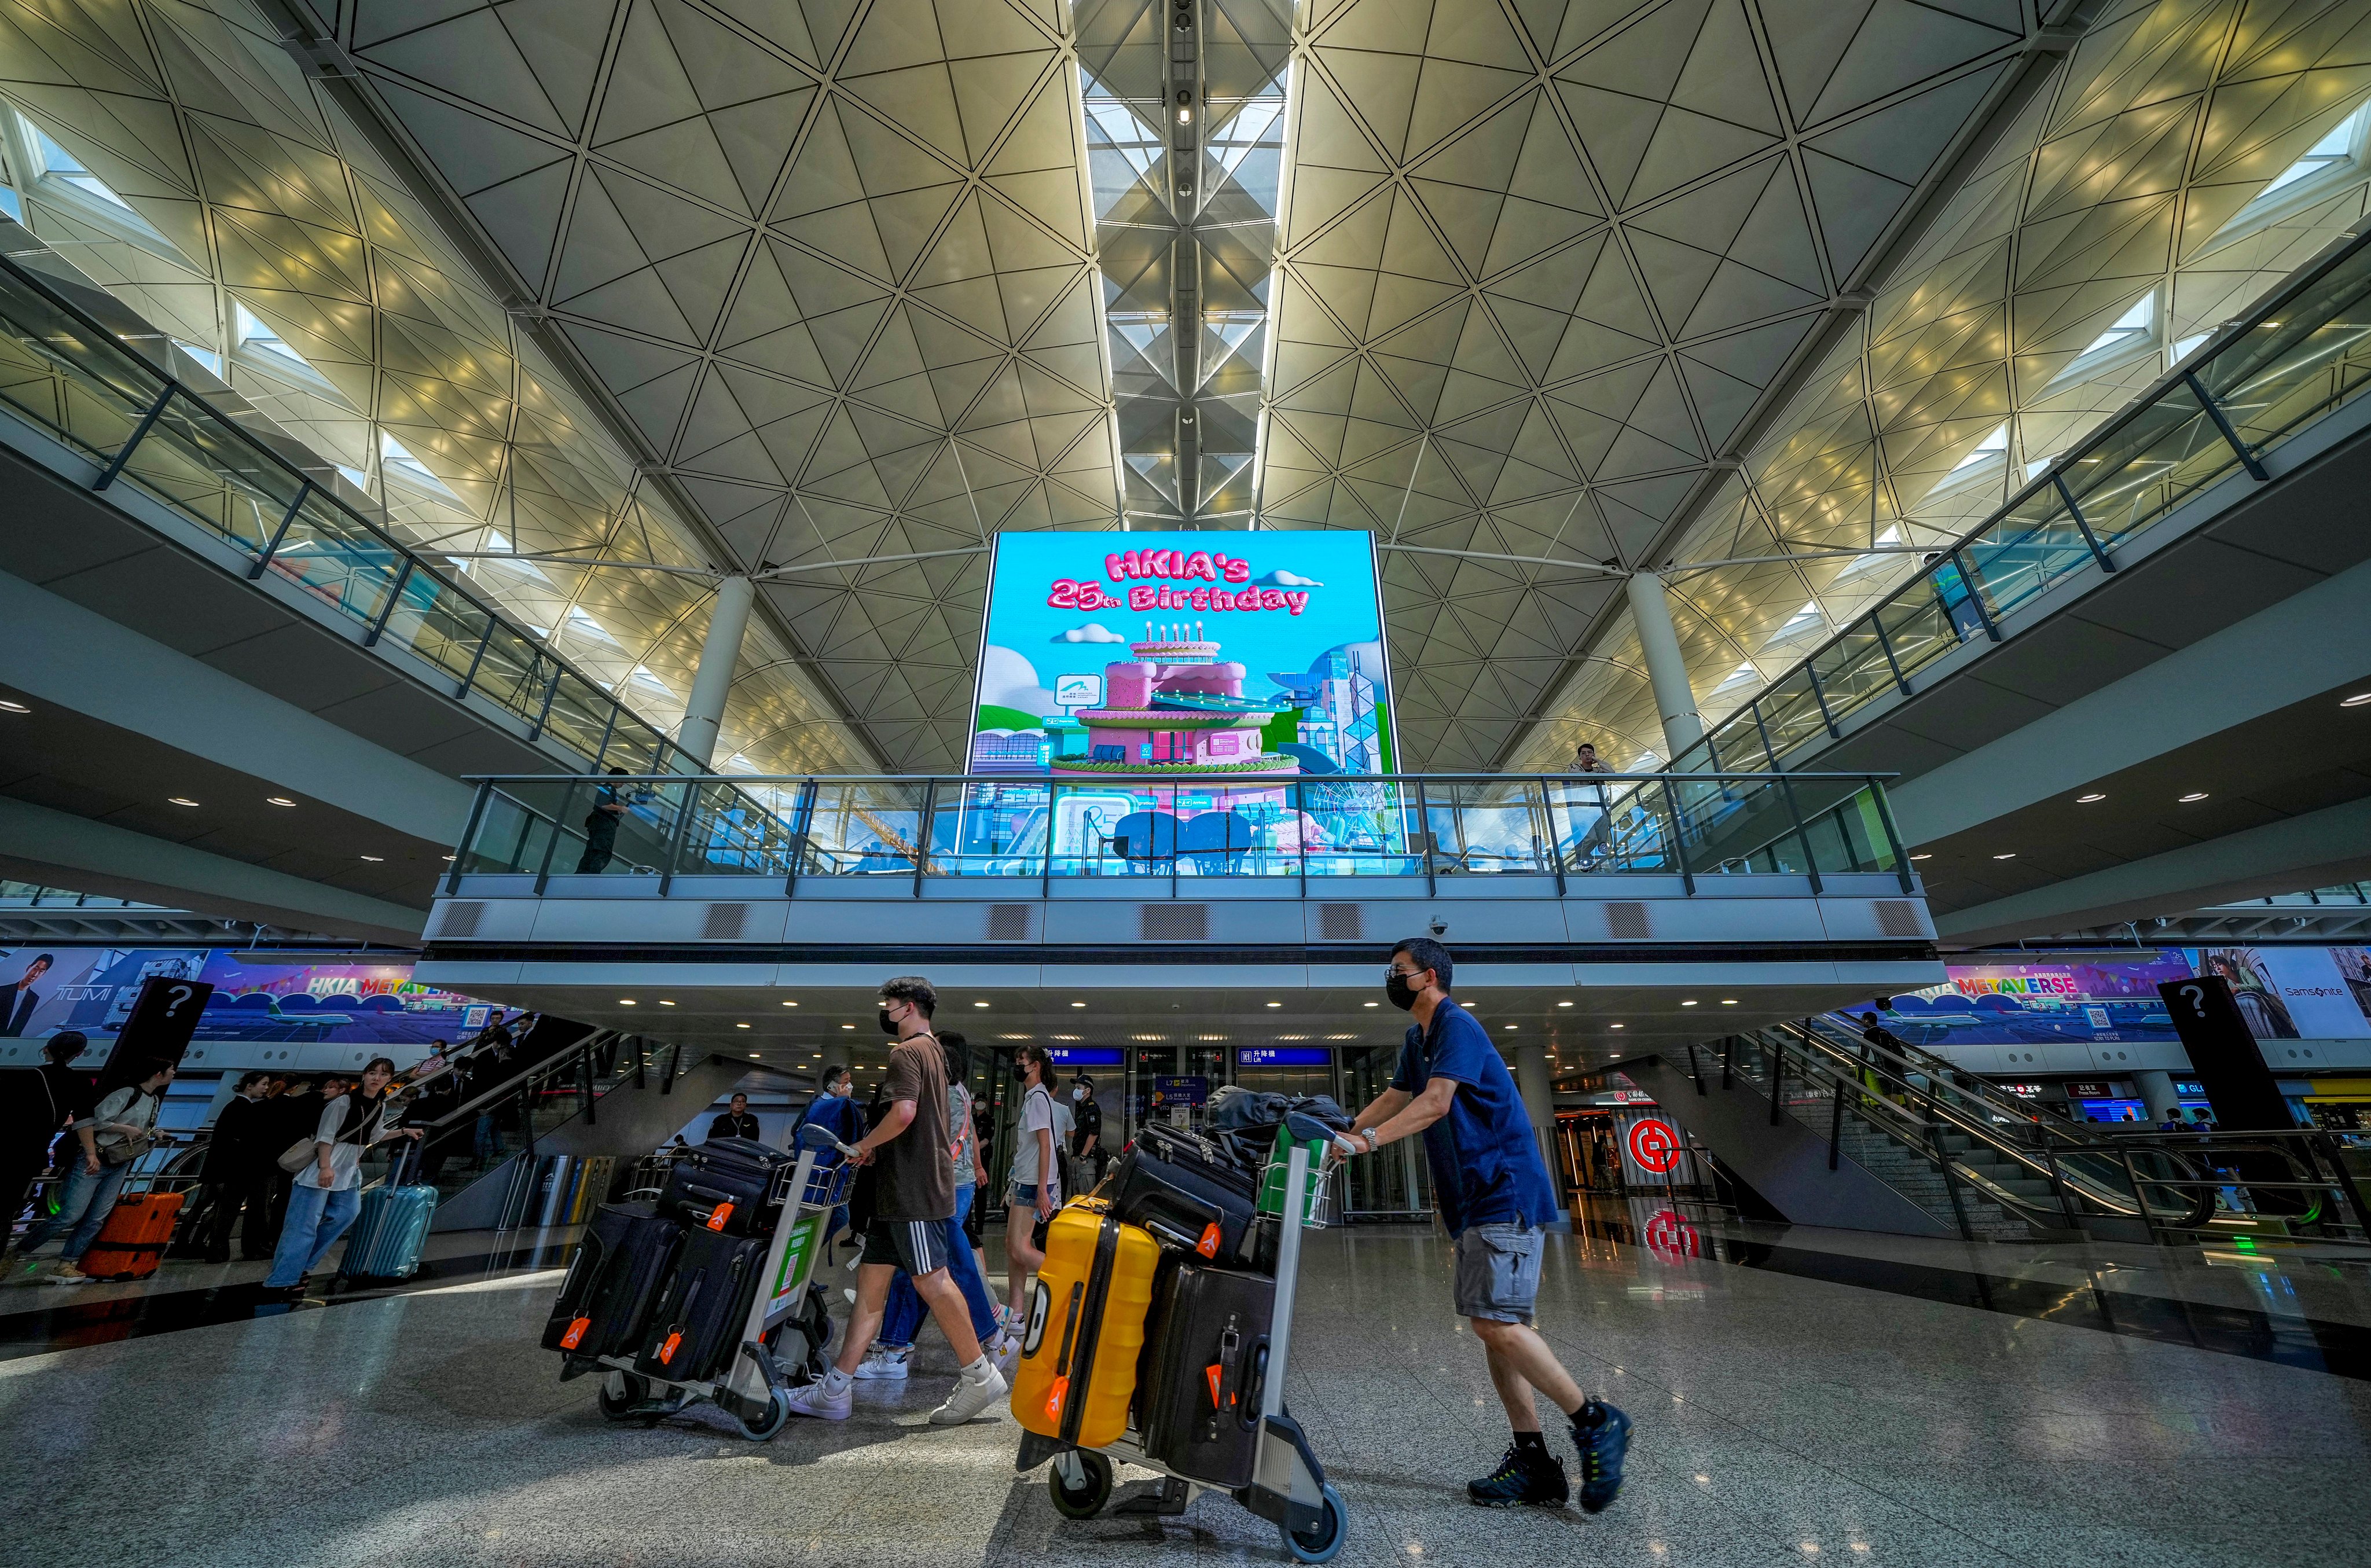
[5,0,2371,1562]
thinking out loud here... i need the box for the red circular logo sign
[1643,1209,1701,1262]
[1627,1118,1682,1174]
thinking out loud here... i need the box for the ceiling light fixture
[167,796,199,807]
[781,1000,797,1007]
[265,796,296,807]
[1363,1001,1379,1008]
[973,1000,989,1008]
[1680,1000,1698,1007]
[1721,999,1738,1005]
[1266,1001,1282,1008]
[0,699,27,714]
[1557,1000,1573,1008]
[1070,1001,1085,1008]
[658,1000,676,1007]
[1503,1023,1517,1031]
[1910,852,1932,861]
[735,1022,751,1030]
[840,1023,854,1030]
[748,1052,760,1058]
[2076,792,2106,803]
[441,854,456,862]
[2344,692,2371,708]
[1610,1023,1625,1029]
[359,854,384,862]
[619,999,637,1006]
[2179,791,2209,802]
[1992,852,2017,860]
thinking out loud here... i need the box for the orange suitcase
[80,1192,185,1281]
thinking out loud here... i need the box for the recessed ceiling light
[1503,1023,1517,1031]
[0,699,27,714]
[265,796,296,807]
[1680,1000,1698,1007]
[1266,1001,1281,1008]
[1070,1001,1086,1008]
[658,1000,676,1007]
[619,999,637,1006]
[1610,1023,1625,1029]
[1364,1001,1379,1007]
[1721,999,1738,1005]
[2343,692,2371,708]
[359,854,383,862]
[748,1052,761,1057]
[1992,852,2017,860]
[2179,791,2209,802]
[973,1000,989,1008]
[2076,792,2106,803]
[1910,853,1932,861]
[781,1000,797,1007]
[167,796,199,807]
[441,854,456,862]
[1557,1000,1573,1008]
[1611,1052,1622,1058]
[841,1023,854,1030]
[735,1022,751,1029]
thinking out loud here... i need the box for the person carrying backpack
[16,1059,173,1283]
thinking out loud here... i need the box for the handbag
[97,1091,159,1168]
[276,1097,380,1174]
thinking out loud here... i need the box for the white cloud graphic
[1258,570,1324,587]
[1054,622,1128,644]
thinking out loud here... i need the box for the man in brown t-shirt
[786,974,1007,1427]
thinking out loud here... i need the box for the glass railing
[1672,223,2371,776]
[445,770,1915,896]
[0,249,698,778]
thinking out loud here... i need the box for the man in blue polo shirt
[1338,937,1631,1511]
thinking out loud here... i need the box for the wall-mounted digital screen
[1238,1047,1330,1067]
[1045,1046,1124,1066]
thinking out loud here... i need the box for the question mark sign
[165,983,193,1017]
[2178,983,2203,1015]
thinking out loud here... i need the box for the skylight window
[171,340,221,376]
[446,528,551,584]
[231,300,340,395]
[2171,332,2209,366]
[1770,601,1825,642]
[1838,526,1903,578]
[0,186,20,223]
[380,431,460,500]
[23,119,131,210]
[629,664,674,696]
[1947,423,2009,475]
[2078,294,2154,362]
[2215,101,2371,241]
[564,606,620,647]
[1708,660,1761,698]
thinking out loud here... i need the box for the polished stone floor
[2,1209,2366,1567]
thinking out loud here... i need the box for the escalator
[1627,1021,2371,1244]
[406,1031,754,1231]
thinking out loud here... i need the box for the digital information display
[1046,1046,1124,1066]
[1238,1047,1330,1067]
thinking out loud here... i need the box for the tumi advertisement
[0,947,502,1045]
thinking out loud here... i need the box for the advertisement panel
[0,946,501,1046]
[967,530,1395,778]
[1833,946,2371,1048]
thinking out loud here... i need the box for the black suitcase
[1135,1254,1274,1487]
[542,1202,681,1366]
[1111,1123,1259,1262]
[634,1225,769,1383]
[658,1136,788,1236]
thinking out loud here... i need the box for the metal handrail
[0,245,702,780]
[1670,217,2371,777]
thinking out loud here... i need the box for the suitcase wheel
[597,1371,650,1420]
[1280,1482,1348,1564]
[735,1390,789,1442]
[1047,1449,1114,1519]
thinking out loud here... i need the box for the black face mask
[1385,972,1421,1011]
[877,1005,901,1035]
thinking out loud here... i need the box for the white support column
[678,574,755,768]
[1513,1038,1566,1218]
[2133,1068,2180,1125]
[1627,570,1705,759]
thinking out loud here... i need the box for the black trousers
[201,1171,276,1261]
[576,820,619,874]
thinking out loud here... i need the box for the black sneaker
[1466,1442,1568,1508]
[1571,1400,1632,1512]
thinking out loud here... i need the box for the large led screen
[967,530,1395,779]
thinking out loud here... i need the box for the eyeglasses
[1385,965,1427,981]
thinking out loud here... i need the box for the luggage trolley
[592,1124,851,1440]
[1016,1112,1350,1563]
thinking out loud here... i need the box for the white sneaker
[852,1345,911,1381]
[929,1363,1008,1424]
[990,1332,1023,1378]
[784,1378,851,1421]
[842,1287,857,1305]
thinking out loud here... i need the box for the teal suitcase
[340,1150,438,1282]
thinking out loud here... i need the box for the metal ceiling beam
[1488,0,2102,772]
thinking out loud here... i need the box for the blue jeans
[880,1184,997,1349]
[266,1183,361,1287]
[16,1159,130,1261]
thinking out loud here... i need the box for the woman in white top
[264,1057,421,1291]
[998,1044,1060,1352]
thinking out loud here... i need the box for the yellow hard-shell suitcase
[1011,1198,1159,1449]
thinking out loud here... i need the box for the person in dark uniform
[199,1073,277,1262]
[707,1093,762,1143]
[1069,1074,1106,1192]
[0,1033,93,1249]
[575,768,632,873]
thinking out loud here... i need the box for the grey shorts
[1454,1222,1543,1323]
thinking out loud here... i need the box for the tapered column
[1627,570,1705,759]
[678,574,755,766]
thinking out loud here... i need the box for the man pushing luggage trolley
[1337,936,1632,1511]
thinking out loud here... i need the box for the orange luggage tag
[659,1331,683,1365]
[560,1317,590,1350]
[704,1202,735,1231]
[1196,1221,1221,1258]
[1206,1364,1224,1409]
